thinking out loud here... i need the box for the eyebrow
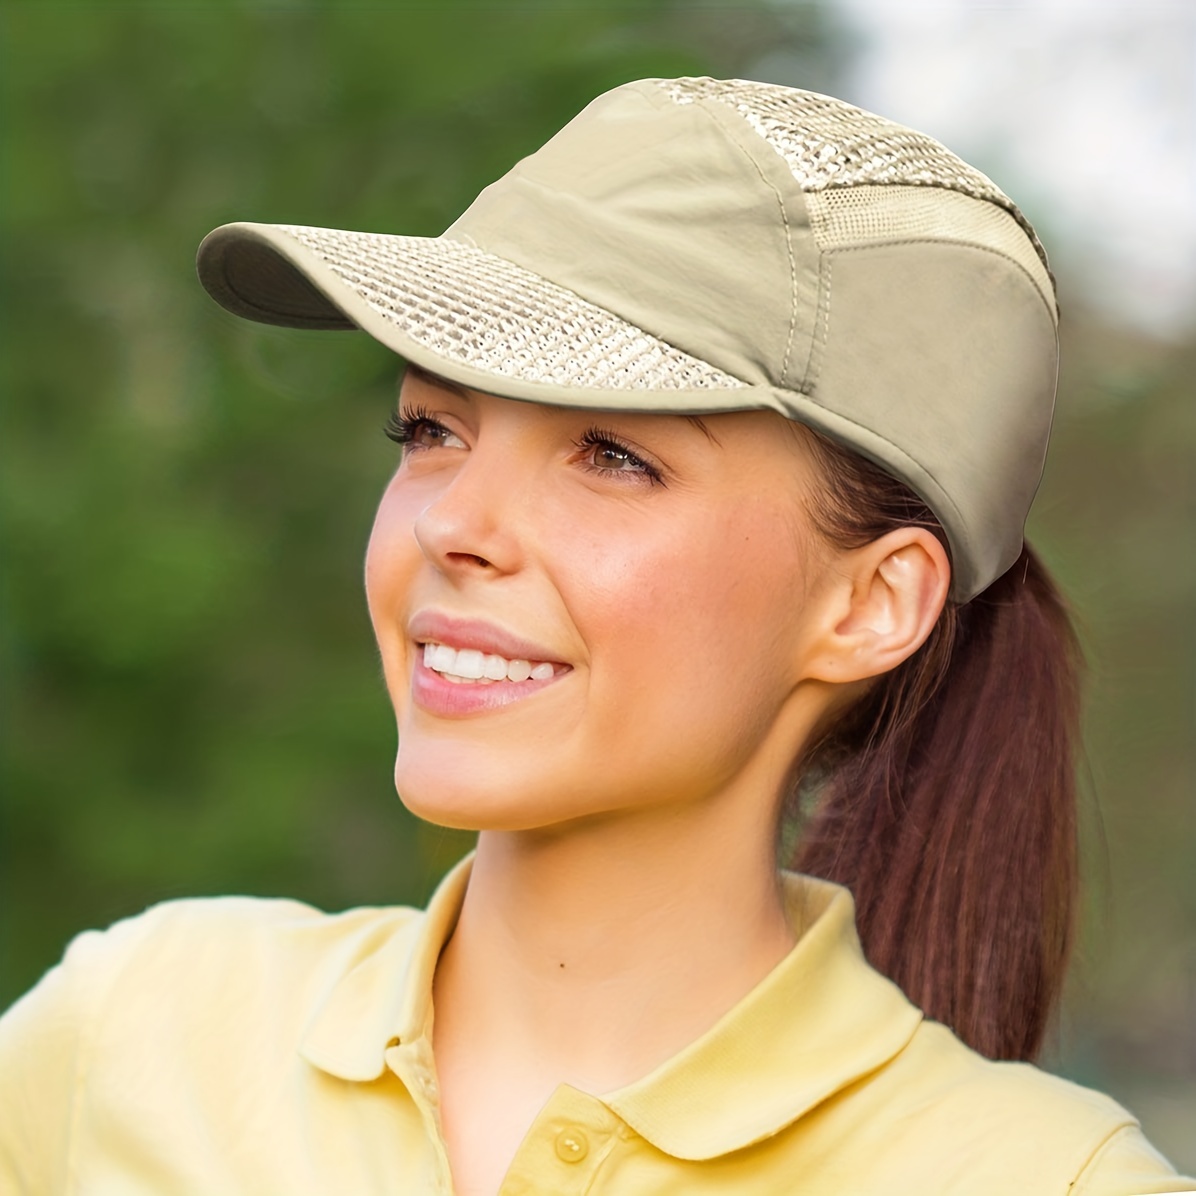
[685,414,719,444]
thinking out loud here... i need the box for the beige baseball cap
[197,77,1059,602]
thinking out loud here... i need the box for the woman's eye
[384,409,465,451]
[577,429,663,484]
[410,420,461,449]
[592,442,645,471]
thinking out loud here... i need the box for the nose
[412,440,526,579]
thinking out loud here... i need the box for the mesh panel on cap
[659,77,1052,286]
[279,225,745,392]
[807,186,1055,311]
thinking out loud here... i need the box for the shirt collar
[298,854,472,1081]
[604,872,922,1158]
[299,856,922,1157]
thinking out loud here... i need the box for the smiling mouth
[421,641,562,685]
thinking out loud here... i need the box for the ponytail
[791,431,1083,1062]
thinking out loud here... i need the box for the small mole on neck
[558,962,565,969]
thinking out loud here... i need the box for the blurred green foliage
[1,0,1192,1168]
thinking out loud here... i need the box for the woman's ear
[803,527,951,684]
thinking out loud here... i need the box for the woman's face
[365,369,836,831]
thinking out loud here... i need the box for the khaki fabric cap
[197,77,1059,602]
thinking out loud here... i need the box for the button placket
[385,1040,453,1195]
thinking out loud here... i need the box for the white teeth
[454,649,485,680]
[420,641,559,684]
[429,643,456,673]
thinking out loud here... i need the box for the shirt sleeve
[1070,1123,1196,1195]
[0,919,143,1195]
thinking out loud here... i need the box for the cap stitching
[679,93,800,388]
[803,253,833,390]
[776,194,799,389]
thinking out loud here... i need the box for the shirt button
[554,1127,589,1163]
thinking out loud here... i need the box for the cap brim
[196,222,756,411]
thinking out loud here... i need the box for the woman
[1,78,1191,1195]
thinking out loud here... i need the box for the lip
[408,611,565,665]
[407,610,571,718]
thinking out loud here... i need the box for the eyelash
[382,408,664,485]
[383,405,436,446]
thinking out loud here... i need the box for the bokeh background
[2,0,1193,1171]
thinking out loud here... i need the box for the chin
[393,752,568,834]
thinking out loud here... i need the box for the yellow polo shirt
[1,856,1191,1195]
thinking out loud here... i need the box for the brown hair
[790,431,1082,1062]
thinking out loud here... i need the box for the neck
[432,790,796,1097]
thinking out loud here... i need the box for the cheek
[365,473,425,595]
[555,496,811,754]
[363,480,423,675]
[581,499,804,649]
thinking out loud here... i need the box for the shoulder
[0,894,422,1080]
[895,1018,1127,1126]
[28,894,419,1006]
[92,891,421,967]
[867,1019,1191,1192]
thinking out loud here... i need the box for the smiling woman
[1,78,1192,1196]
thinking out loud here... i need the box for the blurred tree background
[1,0,1192,1171]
